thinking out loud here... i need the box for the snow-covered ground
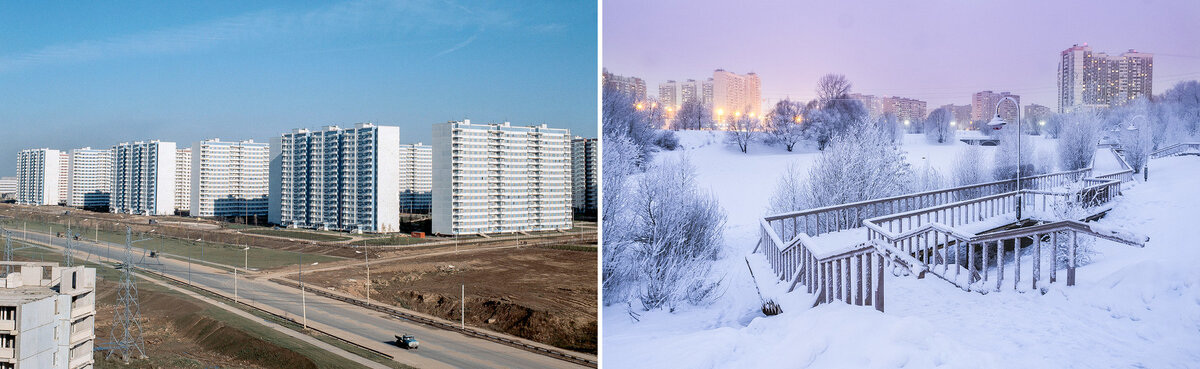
[603,132,1200,368]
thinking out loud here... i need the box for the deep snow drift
[603,132,1200,368]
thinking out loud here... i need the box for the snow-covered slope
[604,132,1200,368]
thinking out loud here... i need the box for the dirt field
[299,246,598,354]
[92,276,320,369]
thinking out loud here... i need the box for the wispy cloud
[0,0,514,73]
[433,29,482,58]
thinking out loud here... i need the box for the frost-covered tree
[726,110,759,153]
[1044,114,1064,139]
[1122,122,1153,174]
[992,120,1035,180]
[1162,80,1200,136]
[764,99,806,151]
[1034,147,1057,175]
[952,145,988,186]
[601,132,642,305]
[768,121,911,213]
[951,145,989,199]
[805,98,867,150]
[816,74,852,103]
[875,113,902,144]
[603,84,677,158]
[673,98,713,131]
[630,158,726,311]
[924,107,956,144]
[1057,109,1101,171]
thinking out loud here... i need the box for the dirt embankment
[307,246,598,354]
[93,278,318,369]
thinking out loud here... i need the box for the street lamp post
[987,96,1022,220]
[1127,114,1149,180]
[300,258,318,330]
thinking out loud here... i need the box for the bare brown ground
[299,246,598,354]
[90,276,318,369]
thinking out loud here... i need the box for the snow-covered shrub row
[768,122,912,214]
[1057,109,1101,171]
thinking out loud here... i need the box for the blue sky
[0,0,598,175]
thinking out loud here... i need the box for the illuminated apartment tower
[190,139,270,218]
[712,69,762,118]
[1058,44,1154,113]
[110,141,177,216]
[431,120,573,235]
[658,80,679,108]
[571,137,598,216]
[0,262,96,369]
[15,149,64,206]
[67,147,112,209]
[175,148,191,213]
[269,123,401,233]
[398,143,433,214]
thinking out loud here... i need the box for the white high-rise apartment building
[15,149,63,206]
[269,123,400,233]
[0,177,15,198]
[110,141,177,216]
[712,69,762,118]
[658,80,679,108]
[190,139,270,218]
[1058,44,1154,113]
[398,143,433,214]
[603,68,647,101]
[175,148,191,213]
[431,120,572,235]
[0,262,96,369]
[57,152,68,205]
[571,137,598,215]
[67,148,112,209]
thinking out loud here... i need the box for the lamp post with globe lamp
[986,96,1022,220]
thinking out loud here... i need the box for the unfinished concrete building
[0,262,96,369]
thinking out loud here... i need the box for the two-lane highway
[19,229,589,369]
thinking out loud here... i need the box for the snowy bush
[911,161,946,193]
[763,99,806,151]
[768,122,911,213]
[628,158,726,311]
[1047,183,1099,267]
[992,121,1035,180]
[601,132,642,305]
[951,145,988,199]
[924,107,956,144]
[1056,109,1101,171]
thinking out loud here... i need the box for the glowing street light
[950,121,957,127]
[1039,120,1046,126]
[794,115,802,123]
[635,103,644,110]
[904,120,910,126]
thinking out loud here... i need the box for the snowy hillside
[603,132,1200,368]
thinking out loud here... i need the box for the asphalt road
[21,229,586,369]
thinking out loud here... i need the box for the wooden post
[875,253,885,312]
[1050,232,1058,283]
[1067,231,1077,286]
[1014,237,1021,290]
